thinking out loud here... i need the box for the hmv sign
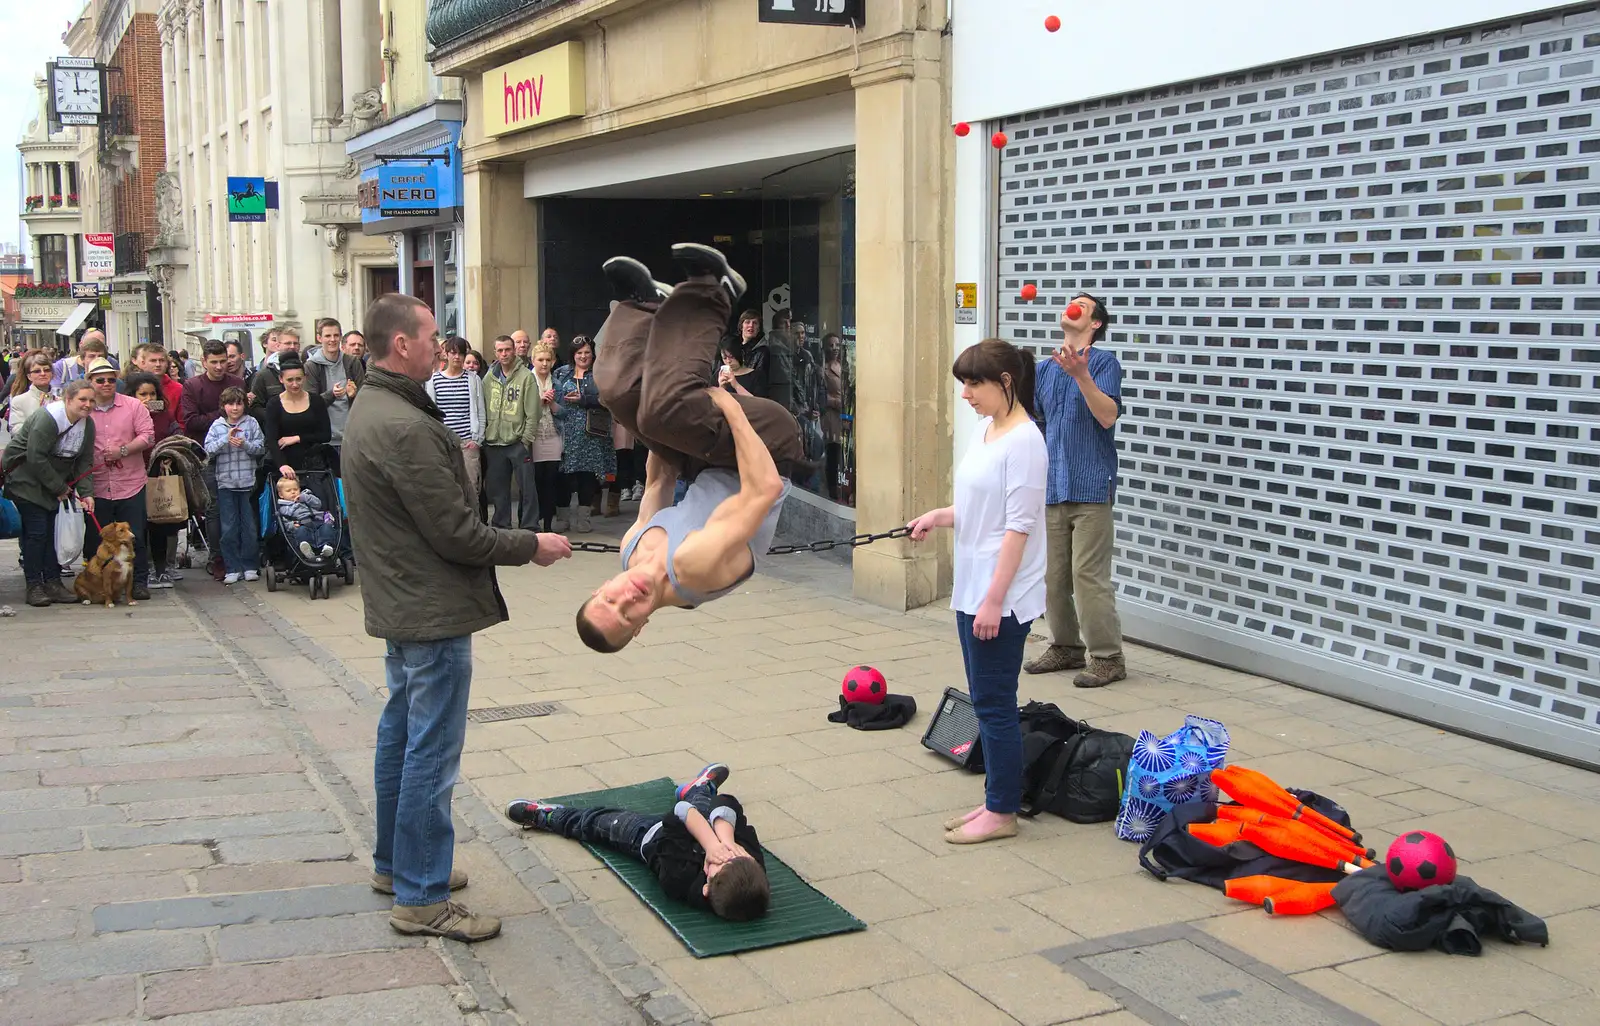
[758,0,864,27]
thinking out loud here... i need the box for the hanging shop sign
[110,292,145,313]
[758,0,864,26]
[482,41,586,139]
[71,281,105,300]
[378,163,444,217]
[82,233,115,280]
[955,282,977,325]
[226,177,268,222]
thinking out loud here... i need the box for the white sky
[1,1,91,265]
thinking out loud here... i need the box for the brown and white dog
[74,521,138,608]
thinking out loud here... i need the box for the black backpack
[1017,701,1136,823]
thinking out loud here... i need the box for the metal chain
[569,525,914,557]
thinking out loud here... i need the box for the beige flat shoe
[944,820,1018,845]
[944,812,979,831]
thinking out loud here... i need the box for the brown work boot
[26,584,52,607]
[370,868,469,895]
[604,489,621,517]
[389,899,500,942]
[1074,656,1128,689]
[42,580,77,605]
[1024,645,1086,674]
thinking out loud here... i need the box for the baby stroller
[260,446,354,600]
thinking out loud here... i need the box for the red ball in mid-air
[1385,830,1458,892]
[1065,302,1084,319]
[841,665,887,705]
[1045,15,1062,32]
[991,131,1008,149]
[1020,284,1038,301]
[953,122,971,137]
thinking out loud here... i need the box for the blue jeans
[287,520,338,554]
[955,611,1033,815]
[374,635,474,906]
[217,488,259,574]
[16,497,61,586]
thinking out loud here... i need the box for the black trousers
[533,460,562,529]
[85,489,150,586]
[561,472,598,508]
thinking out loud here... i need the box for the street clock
[47,58,105,126]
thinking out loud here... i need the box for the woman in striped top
[425,336,486,511]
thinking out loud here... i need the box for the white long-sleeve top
[950,417,1049,621]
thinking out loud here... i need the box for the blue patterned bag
[1114,715,1230,842]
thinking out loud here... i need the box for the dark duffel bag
[1017,701,1135,823]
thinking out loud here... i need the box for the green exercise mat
[547,777,866,958]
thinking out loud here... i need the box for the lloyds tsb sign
[377,164,443,217]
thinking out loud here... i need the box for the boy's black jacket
[649,794,766,910]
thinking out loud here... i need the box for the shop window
[37,235,69,284]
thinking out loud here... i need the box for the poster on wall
[82,233,114,280]
[226,177,267,222]
[759,0,864,25]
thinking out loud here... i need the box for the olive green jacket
[341,369,542,642]
[482,363,540,447]
[1,406,95,511]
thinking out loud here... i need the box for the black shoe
[602,257,672,303]
[131,583,151,601]
[42,580,76,605]
[671,243,746,303]
[26,584,51,608]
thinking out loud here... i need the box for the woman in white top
[909,339,1048,845]
[7,352,57,435]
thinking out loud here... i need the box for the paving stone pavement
[10,505,1596,1026]
[0,546,653,1026]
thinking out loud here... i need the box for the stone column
[339,0,379,120]
[460,160,540,348]
[848,35,954,610]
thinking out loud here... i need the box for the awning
[56,302,96,336]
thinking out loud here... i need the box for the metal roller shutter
[995,5,1600,766]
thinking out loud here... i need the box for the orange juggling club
[1211,765,1363,845]
[1223,875,1339,915]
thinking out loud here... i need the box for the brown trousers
[595,281,803,477]
[1044,501,1124,660]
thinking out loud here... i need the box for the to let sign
[82,233,115,280]
[759,0,863,26]
[482,41,586,139]
[378,164,443,217]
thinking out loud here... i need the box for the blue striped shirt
[1034,350,1123,505]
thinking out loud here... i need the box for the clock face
[52,68,102,115]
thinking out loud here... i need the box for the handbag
[0,497,19,540]
[55,497,84,565]
[146,473,190,524]
[1115,714,1231,842]
[584,407,613,440]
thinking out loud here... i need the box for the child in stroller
[261,451,352,599]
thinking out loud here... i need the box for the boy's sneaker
[602,256,673,303]
[676,763,730,800]
[670,243,746,303]
[150,573,175,589]
[320,544,335,557]
[505,799,562,830]
[298,541,316,559]
[243,570,260,582]
[222,572,242,585]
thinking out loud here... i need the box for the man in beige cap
[85,357,156,599]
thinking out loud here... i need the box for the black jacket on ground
[1332,866,1549,955]
[648,794,765,911]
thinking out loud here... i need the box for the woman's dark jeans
[955,611,1033,815]
[16,498,62,586]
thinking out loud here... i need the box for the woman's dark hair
[466,350,486,375]
[721,339,746,366]
[277,352,304,375]
[441,335,469,357]
[1071,291,1114,342]
[124,371,161,399]
[951,338,1036,419]
[570,335,594,357]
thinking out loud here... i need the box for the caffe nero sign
[377,163,443,217]
[758,0,863,27]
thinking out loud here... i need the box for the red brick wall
[109,13,167,244]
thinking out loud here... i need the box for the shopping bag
[0,497,19,540]
[1115,714,1231,842]
[55,497,84,565]
[146,473,190,524]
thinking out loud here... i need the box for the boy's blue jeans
[217,488,259,574]
[287,519,338,554]
[955,611,1033,815]
[374,635,474,906]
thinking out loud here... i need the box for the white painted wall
[952,0,1565,124]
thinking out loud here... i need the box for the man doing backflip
[577,243,804,652]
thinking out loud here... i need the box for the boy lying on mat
[506,762,769,921]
